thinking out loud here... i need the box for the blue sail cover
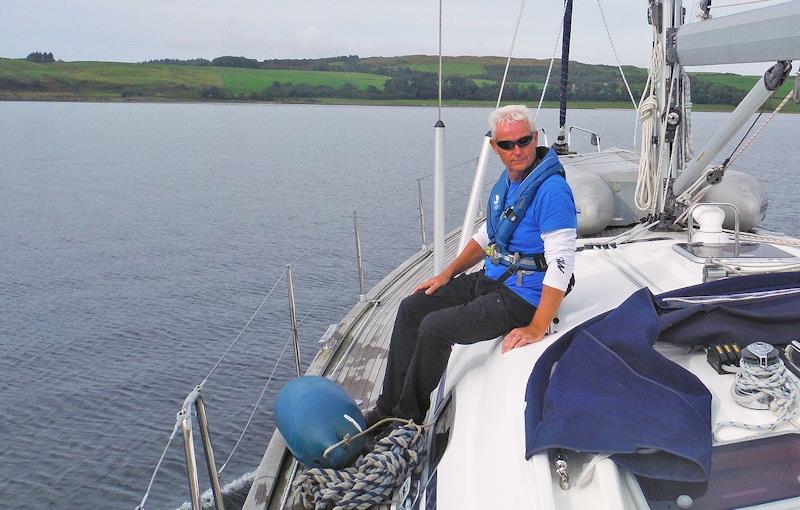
[525,272,800,482]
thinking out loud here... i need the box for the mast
[552,0,573,155]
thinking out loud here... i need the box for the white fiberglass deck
[246,221,800,509]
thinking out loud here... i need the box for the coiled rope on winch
[714,356,800,440]
[292,424,426,510]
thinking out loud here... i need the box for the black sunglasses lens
[496,134,533,151]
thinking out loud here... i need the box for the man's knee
[418,311,454,350]
[397,291,433,321]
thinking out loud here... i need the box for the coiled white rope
[634,31,664,214]
[714,357,800,440]
[635,96,660,213]
[682,73,694,159]
[292,423,426,510]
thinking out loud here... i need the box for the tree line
[158,55,745,104]
[26,51,55,63]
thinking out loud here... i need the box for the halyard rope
[292,424,426,510]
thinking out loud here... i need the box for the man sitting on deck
[366,104,577,427]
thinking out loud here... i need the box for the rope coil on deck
[714,357,800,439]
[292,424,426,510]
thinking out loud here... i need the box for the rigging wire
[496,0,528,108]
[437,0,443,120]
[724,111,763,165]
[535,0,569,122]
[725,87,796,170]
[674,80,796,225]
[595,0,638,110]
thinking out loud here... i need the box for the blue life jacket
[486,147,566,272]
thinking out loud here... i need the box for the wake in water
[176,471,255,510]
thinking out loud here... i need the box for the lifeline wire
[285,157,477,269]
[218,325,295,474]
[135,424,180,510]
[219,269,349,472]
[200,265,289,387]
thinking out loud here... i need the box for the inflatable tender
[702,170,767,232]
[275,376,366,469]
[569,173,615,236]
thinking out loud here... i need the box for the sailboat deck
[244,228,462,510]
[330,237,459,407]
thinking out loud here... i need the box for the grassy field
[0,58,389,99]
[218,68,388,95]
[1,56,797,113]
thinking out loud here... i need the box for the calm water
[1,102,798,509]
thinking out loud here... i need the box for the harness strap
[487,244,548,272]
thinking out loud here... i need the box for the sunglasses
[494,133,535,151]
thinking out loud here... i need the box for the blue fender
[275,376,366,469]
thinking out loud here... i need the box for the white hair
[488,105,536,137]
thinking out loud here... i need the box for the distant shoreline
[3,55,797,113]
[0,95,766,113]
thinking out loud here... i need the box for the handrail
[567,126,601,153]
[177,386,225,510]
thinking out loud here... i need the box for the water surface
[1,102,798,509]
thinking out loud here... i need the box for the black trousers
[375,271,537,423]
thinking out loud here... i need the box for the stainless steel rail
[177,386,225,510]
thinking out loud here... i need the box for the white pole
[433,120,446,275]
[458,132,493,252]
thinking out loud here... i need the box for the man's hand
[414,272,452,295]
[502,324,546,353]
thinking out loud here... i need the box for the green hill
[0,55,795,112]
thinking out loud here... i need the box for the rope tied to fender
[292,424,426,510]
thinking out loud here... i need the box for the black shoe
[364,406,391,429]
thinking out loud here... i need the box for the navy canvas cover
[524,272,800,482]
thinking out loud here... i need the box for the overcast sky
[1,0,782,75]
